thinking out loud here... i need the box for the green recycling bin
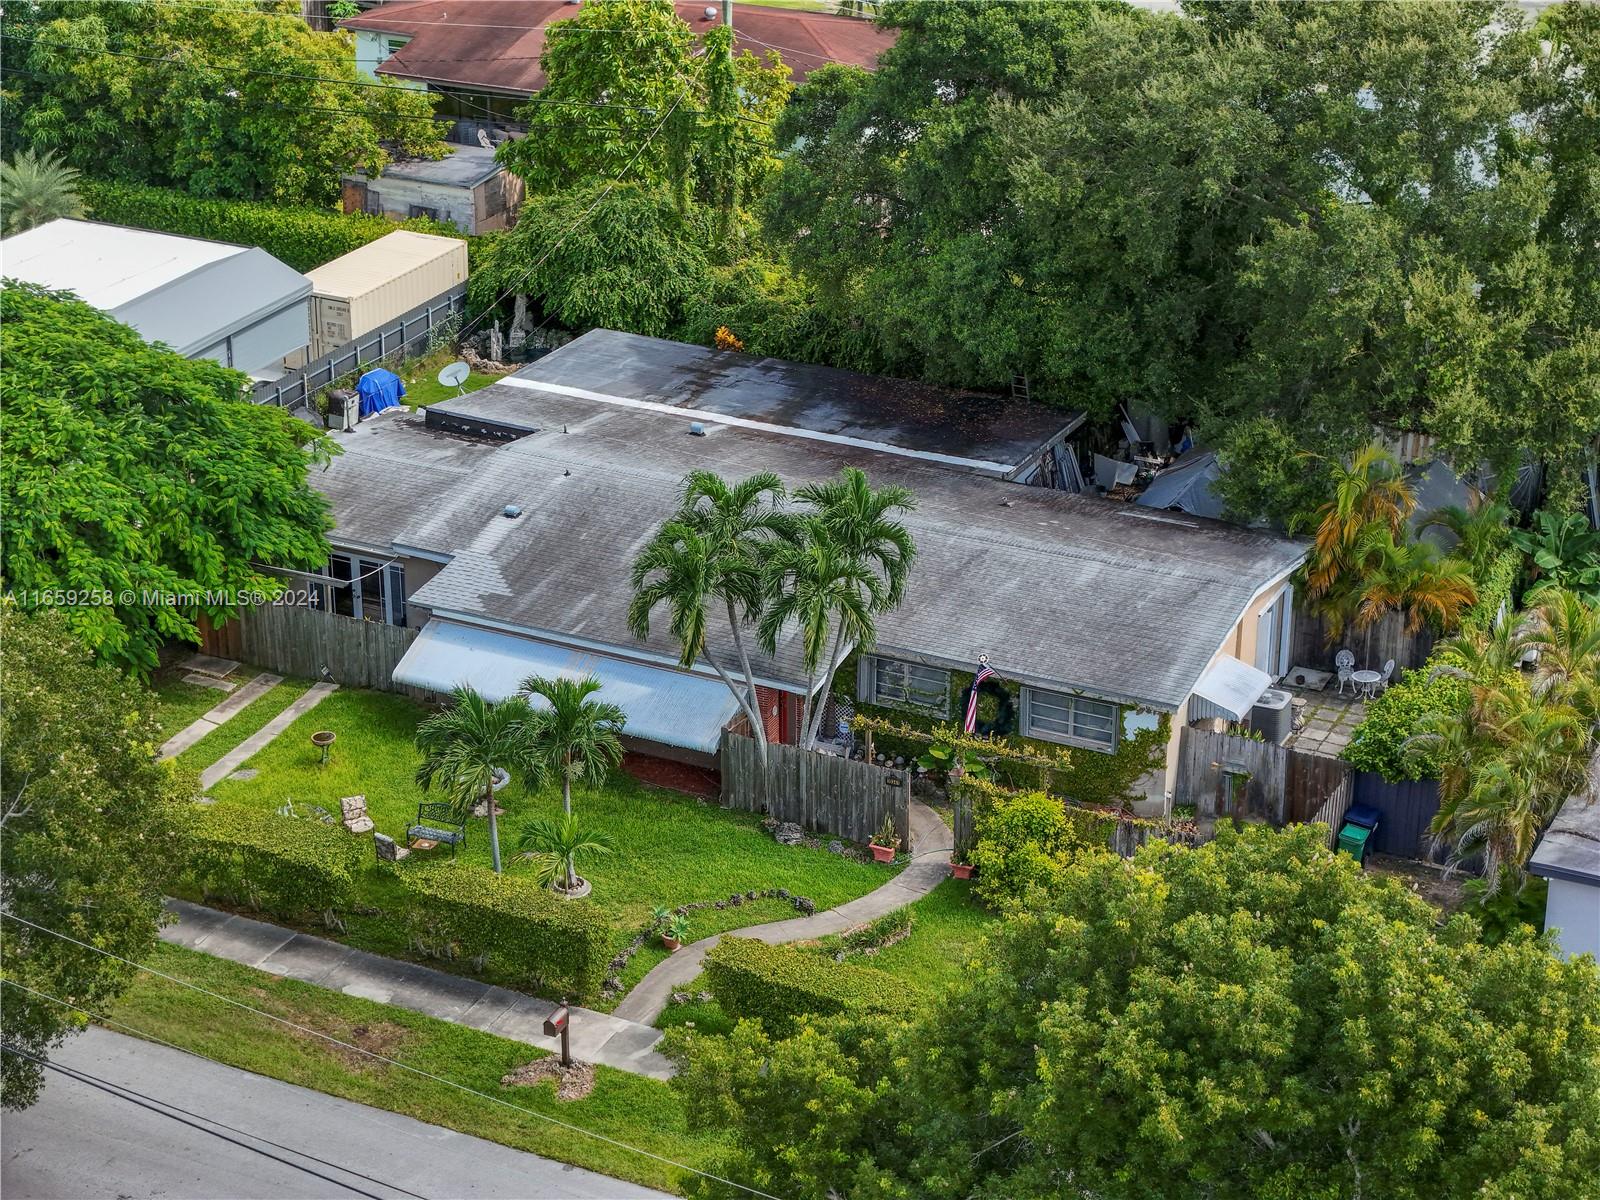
[1335,803,1382,866]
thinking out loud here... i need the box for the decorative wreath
[961,675,1016,737]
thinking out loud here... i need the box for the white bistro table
[1351,669,1382,699]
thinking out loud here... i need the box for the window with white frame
[319,553,407,627]
[864,656,950,716]
[1022,687,1118,751]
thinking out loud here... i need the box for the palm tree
[1304,445,1415,601]
[795,466,917,607]
[414,687,534,874]
[1,148,86,234]
[1350,526,1477,635]
[630,471,789,763]
[516,812,614,895]
[518,674,626,829]
[760,519,884,746]
[1419,497,1513,578]
[1520,587,1600,733]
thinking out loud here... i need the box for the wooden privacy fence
[235,603,420,691]
[1174,725,1352,834]
[1351,771,1444,860]
[1306,775,1354,848]
[721,732,910,849]
[1290,604,1436,676]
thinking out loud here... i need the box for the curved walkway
[612,801,954,1024]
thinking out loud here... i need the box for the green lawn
[106,943,722,1195]
[391,345,506,407]
[203,687,898,997]
[176,677,311,774]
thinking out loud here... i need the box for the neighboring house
[301,329,1304,806]
[1529,788,1600,963]
[339,0,898,132]
[0,218,310,379]
[342,144,524,234]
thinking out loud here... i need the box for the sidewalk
[612,801,954,1024]
[159,899,674,1080]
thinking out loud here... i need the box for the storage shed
[341,144,522,234]
[0,218,310,378]
[299,231,468,361]
[1529,783,1600,963]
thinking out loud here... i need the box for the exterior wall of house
[354,30,425,85]
[472,171,525,233]
[1544,877,1600,962]
[345,173,480,234]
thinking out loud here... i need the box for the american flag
[964,662,995,734]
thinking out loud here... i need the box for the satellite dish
[437,360,470,394]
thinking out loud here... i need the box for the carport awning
[393,621,739,754]
[1190,655,1274,721]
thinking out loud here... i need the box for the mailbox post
[543,1003,571,1067]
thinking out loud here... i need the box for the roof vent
[688,421,707,436]
[503,504,522,519]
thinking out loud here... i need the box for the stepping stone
[227,769,259,782]
[183,672,237,692]
[181,653,240,679]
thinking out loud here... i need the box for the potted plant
[660,912,690,952]
[950,856,974,881]
[869,813,900,863]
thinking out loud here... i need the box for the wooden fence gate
[1174,725,1352,837]
[720,732,910,849]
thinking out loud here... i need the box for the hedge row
[705,937,913,1034]
[80,179,466,272]
[186,803,363,927]
[401,866,613,1002]
[182,805,613,1000]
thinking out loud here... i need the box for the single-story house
[0,219,310,379]
[1529,788,1600,963]
[341,1,898,129]
[300,330,1305,810]
[342,144,524,235]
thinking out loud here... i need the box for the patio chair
[1334,649,1356,696]
[340,794,373,835]
[1376,659,1396,694]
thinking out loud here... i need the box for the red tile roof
[340,1,896,94]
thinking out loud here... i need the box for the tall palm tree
[1304,445,1415,600]
[1350,526,1478,635]
[414,687,534,874]
[518,674,627,828]
[760,520,884,745]
[516,812,614,896]
[795,466,917,607]
[0,148,86,234]
[630,472,789,763]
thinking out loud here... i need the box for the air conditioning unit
[1250,688,1293,744]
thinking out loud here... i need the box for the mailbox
[543,1006,569,1037]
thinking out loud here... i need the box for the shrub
[1461,548,1522,633]
[399,866,613,1002]
[840,909,913,954]
[705,937,913,1034]
[1343,653,1472,782]
[80,180,464,272]
[184,804,362,928]
[969,788,1098,906]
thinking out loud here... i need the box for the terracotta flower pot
[662,934,682,952]
[870,843,896,863]
[950,862,974,880]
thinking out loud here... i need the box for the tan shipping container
[302,231,468,360]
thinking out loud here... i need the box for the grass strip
[176,678,313,775]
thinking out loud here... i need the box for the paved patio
[1283,684,1367,758]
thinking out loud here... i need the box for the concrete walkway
[160,899,676,1080]
[199,681,338,789]
[160,673,284,760]
[612,801,954,1024]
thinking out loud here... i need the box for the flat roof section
[1530,781,1600,886]
[472,329,1085,474]
[1,218,241,310]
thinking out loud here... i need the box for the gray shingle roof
[316,380,1305,709]
[1529,781,1600,886]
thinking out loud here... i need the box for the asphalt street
[0,1026,671,1200]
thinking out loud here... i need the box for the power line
[0,1040,396,1200]
[1,979,433,1200]
[0,911,785,1200]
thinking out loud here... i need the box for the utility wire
[0,1041,397,1200]
[0,911,786,1200]
[1,979,433,1200]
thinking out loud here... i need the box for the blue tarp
[356,368,405,418]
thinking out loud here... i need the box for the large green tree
[674,824,1600,1199]
[0,603,194,1109]
[0,283,334,673]
[768,0,1600,524]
[1,0,442,205]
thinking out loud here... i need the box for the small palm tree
[760,519,884,745]
[518,674,626,821]
[1305,445,1414,601]
[795,466,917,607]
[1420,498,1513,578]
[1351,526,1477,635]
[1520,587,1600,732]
[516,812,614,895]
[414,687,534,874]
[1,148,86,234]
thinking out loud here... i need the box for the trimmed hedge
[80,179,465,272]
[401,866,613,1002]
[185,803,363,928]
[705,937,913,1034]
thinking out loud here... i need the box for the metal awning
[393,621,740,754]
[1190,655,1274,721]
